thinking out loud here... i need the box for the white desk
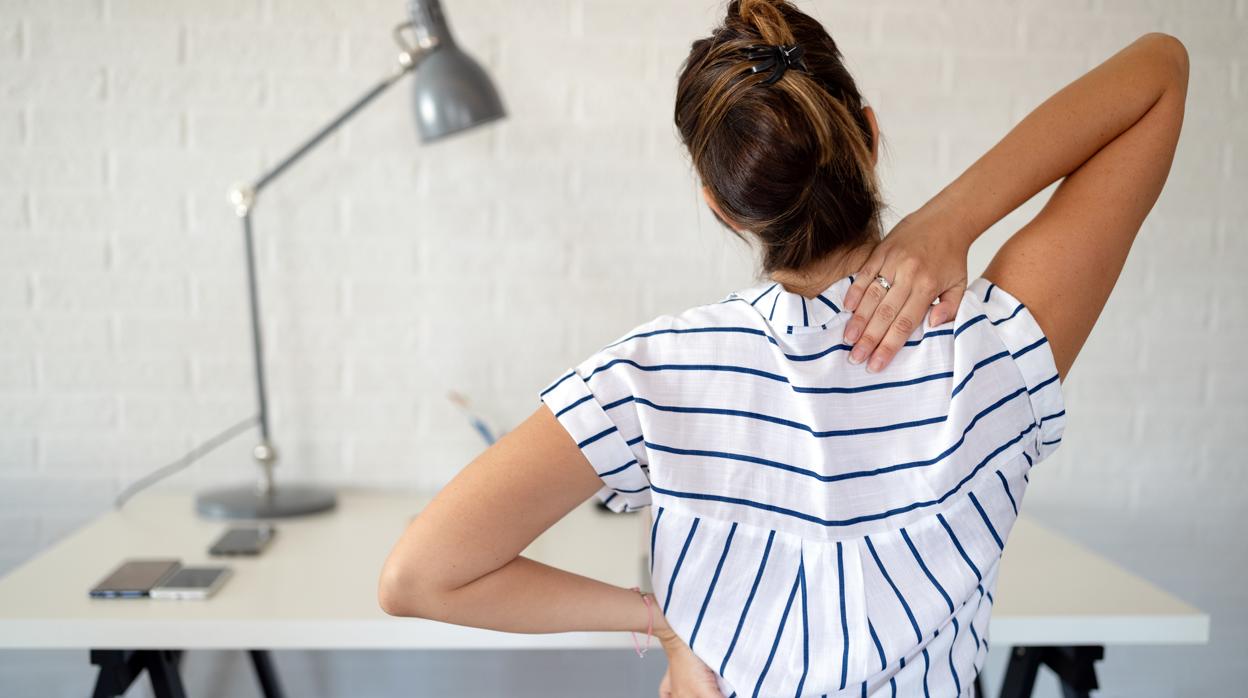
[0,491,1209,696]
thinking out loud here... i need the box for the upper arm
[982,36,1189,381]
[379,403,604,613]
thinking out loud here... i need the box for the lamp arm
[231,26,439,212]
[228,22,438,485]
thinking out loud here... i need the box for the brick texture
[0,1,1244,696]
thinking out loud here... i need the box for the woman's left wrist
[652,608,678,645]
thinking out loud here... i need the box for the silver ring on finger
[873,274,892,291]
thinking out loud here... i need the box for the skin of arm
[843,32,1189,378]
[378,403,678,644]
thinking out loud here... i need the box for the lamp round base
[195,483,337,519]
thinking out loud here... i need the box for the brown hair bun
[675,0,885,274]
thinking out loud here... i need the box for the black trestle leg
[250,649,286,698]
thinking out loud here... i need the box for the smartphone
[208,525,276,556]
[149,566,232,600]
[89,559,181,598]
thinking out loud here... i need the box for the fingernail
[849,347,865,364]
[868,356,884,372]
[844,325,860,344]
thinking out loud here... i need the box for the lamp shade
[409,0,506,143]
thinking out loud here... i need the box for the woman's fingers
[847,272,906,368]
[929,282,966,326]
[843,270,890,346]
[865,284,935,371]
[841,241,889,317]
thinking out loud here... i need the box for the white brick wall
[1,1,1244,696]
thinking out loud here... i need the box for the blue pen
[447,391,499,446]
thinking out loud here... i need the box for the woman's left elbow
[378,555,427,618]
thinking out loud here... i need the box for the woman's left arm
[378,402,675,642]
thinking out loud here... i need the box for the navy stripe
[752,557,802,698]
[649,506,664,575]
[937,512,982,582]
[954,314,987,337]
[588,357,789,384]
[801,296,809,326]
[721,529,776,676]
[901,528,954,613]
[689,521,737,649]
[589,312,1008,368]
[996,470,1018,514]
[576,426,616,449]
[539,370,575,397]
[604,325,775,350]
[602,394,634,410]
[816,294,840,313]
[602,492,616,507]
[633,395,947,438]
[598,458,637,478]
[769,290,781,320]
[1012,335,1047,359]
[921,647,931,698]
[1039,407,1065,420]
[868,620,886,669]
[791,369,954,395]
[969,492,1004,548]
[991,303,1023,325]
[984,283,995,302]
[865,534,922,643]
[970,618,982,652]
[645,385,1031,485]
[868,621,890,698]
[947,618,963,694]
[1023,452,1033,468]
[554,393,593,417]
[626,435,643,447]
[663,517,700,613]
[795,552,809,698]
[649,421,1039,527]
[751,283,777,305]
[837,541,849,691]
[1031,374,1060,394]
[1042,438,1062,445]
[950,350,1011,399]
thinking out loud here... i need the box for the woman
[379,1,1189,696]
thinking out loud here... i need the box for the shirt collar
[730,273,857,329]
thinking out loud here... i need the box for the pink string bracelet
[628,585,654,658]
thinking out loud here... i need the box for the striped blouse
[539,273,1066,697]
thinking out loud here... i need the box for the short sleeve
[966,276,1067,464]
[539,364,652,513]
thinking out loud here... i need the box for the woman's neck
[769,234,881,298]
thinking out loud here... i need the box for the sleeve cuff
[970,277,1068,464]
[540,369,652,512]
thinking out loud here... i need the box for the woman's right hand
[841,208,973,372]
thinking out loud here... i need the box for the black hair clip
[744,43,807,86]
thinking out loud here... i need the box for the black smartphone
[208,525,276,556]
[89,559,181,598]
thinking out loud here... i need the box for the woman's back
[539,272,1065,696]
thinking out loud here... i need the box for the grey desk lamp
[196,0,505,519]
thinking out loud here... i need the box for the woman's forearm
[385,552,675,640]
[913,32,1189,247]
